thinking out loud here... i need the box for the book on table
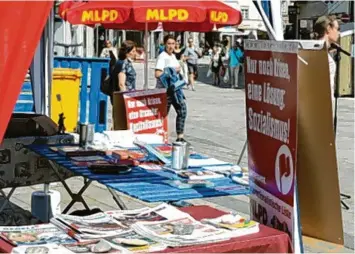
[50,146,105,157]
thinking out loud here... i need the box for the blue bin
[53,56,110,132]
[14,82,34,113]
[14,57,110,133]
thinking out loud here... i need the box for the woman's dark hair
[312,15,337,39]
[163,34,175,44]
[118,40,136,60]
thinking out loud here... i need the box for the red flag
[0,1,53,142]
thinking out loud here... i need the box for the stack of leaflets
[202,214,259,237]
[165,179,215,189]
[202,165,243,177]
[168,169,225,180]
[50,212,129,242]
[130,216,231,247]
[0,224,75,246]
[231,172,249,186]
[153,145,172,158]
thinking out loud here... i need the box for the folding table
[28,145,250,213]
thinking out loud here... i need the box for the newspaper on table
[11,243,74,254]
[0,224,75,246]
[105,230,166,253]
[105,203,188,227]
[61,239,130,254]
[131,216,231,247]
[50,212,130,242]
[201,214,260,237]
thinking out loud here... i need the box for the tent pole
[144,22,149,90]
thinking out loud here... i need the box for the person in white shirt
[100,40,118,60]
[312,15,340,118]
[155,35,188,143]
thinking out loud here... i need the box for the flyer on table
[244,40,299,242]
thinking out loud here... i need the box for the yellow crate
[51,68,82,132]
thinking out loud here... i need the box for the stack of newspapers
[50,212,129,242]
[131,216,231,247]
[20,203,260,252]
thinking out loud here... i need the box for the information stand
[244,40,343,251]
[113,89,168,142]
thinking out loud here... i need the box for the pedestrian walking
[210,46,223,86]
[229,41,244,89]
[155,35,188,142]
[183,38,202,91]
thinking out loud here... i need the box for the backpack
[100,73,112,96]
[100,50,117,96]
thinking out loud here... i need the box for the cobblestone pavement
[2,59,354,252]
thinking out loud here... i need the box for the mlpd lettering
[210,11,228,23]
[81,10,118,22]
[146,9,189,21]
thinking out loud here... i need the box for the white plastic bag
[223,67,229,83]
[206,68,212,78]
[182,62,188,83]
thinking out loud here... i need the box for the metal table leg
[107,187,128,210]
[0,188,16,213]
[48,160,92,214]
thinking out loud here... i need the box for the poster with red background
[244,40,299,243]
[123,89,168,143]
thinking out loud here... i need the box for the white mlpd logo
[275,144,294,195]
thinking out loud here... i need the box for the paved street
[1,60,354,252]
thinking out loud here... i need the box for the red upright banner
[0,1,53,142]
[123,89,168,143]
[244,40,299,244]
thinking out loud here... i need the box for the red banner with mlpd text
[123,89,168,143]
[0,1,53,143]
[244,40,299,245]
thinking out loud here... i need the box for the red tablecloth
[0,206,292,253]
[159,206,293,253]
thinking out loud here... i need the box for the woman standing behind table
[210,46,223,86]
[312,15,340,117]
[111,40,137,99]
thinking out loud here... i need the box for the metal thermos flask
[78,123,95,148]
[171,141,190,170]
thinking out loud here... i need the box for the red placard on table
[123,89,168,143]
[244,40,299,245]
